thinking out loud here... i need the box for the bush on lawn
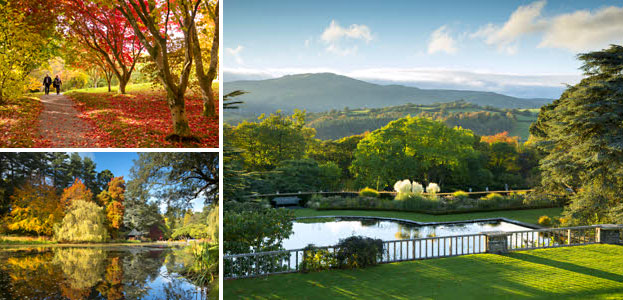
[336,236,383,269]
[300,244,337,272]
[538,215,552,227]
[359,187,380,198]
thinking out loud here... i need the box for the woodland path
[38,94,100,147]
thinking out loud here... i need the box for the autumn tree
[108,0,205,140]
[4,182,63,236]
[63,0,143,94]
[191,0,219,117]
[60,179,94,210]
[0,5,46,102]
[97,177,125,239]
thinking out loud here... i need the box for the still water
[284,218,530,249]
[0,246,217,300]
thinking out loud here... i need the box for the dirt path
[39,94,100,147]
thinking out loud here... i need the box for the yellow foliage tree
[5,182,63,236]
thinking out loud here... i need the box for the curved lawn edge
[295,215,542,229]
[293,207,563,226]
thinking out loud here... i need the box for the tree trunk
[118,76,128,94]
[191,1,218,118]
[167,91,194,140]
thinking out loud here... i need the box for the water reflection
[0,246,215,300]
[285,218,530,249]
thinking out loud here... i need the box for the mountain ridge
[224,73,551,115]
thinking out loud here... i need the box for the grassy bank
[66,83,219,148]
[293,207,564,225]
[225,244,623,299]
[0,96,48,147]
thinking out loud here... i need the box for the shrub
[412,182,424,194]
[483,192,504,201]
[538,215,553,227]
[336,236,383,269]
[452,190,469,198]
[426,183,440,194]
[393,179,412,194]
[299,244,337,272]
[359,187,379,198]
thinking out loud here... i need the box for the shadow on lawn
[508,252,623,283]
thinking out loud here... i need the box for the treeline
[225,111,541,199]
[306,100,536,140]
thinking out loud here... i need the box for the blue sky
[78,152,204,212]
[224,0,623,98]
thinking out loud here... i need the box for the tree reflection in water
[0,247,208,300]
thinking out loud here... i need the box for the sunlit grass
[294,207,563,225]
[225,244,623,299]
[0,235,55,245]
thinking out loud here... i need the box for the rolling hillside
[224,73,550,119]
[305,101,538,141]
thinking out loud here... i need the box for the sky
[224,0,623,98]
[77,152,205,212]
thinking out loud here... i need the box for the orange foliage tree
[480,131,519,145]
[97,177,125,239]
[60,179,94,210]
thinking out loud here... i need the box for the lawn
[0,96,48,147]
[293,207,563,226]
[67,83,219,148]
[225,244,623,299]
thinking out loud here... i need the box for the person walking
[53,75,62,95]
[43,75,52,95]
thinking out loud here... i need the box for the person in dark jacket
[53,75,62,95]
[43,75,52,95]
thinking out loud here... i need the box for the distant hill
[305,101,539,141]
[224,73,551,117]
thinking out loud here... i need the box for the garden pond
[284,217,532,249]
[0,245,217,300]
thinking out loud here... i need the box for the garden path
[38,94,100,147]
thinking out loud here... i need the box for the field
[225,244,623,299]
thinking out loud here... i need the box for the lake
[0,245,217,300]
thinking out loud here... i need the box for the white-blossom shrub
[412,182,424,194]
[426,183,440,194]
[393,179,412,194]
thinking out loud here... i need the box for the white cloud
[226,45,244,65]
[472,1,623,53]
[428,26,458,55]
[320,20,373,56]
[539,6,623,52]
[321,20,373,43]
[472,0,547,54]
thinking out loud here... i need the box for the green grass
[67,83,155,94]
[293,207,563,225]
[225,244,623,299]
